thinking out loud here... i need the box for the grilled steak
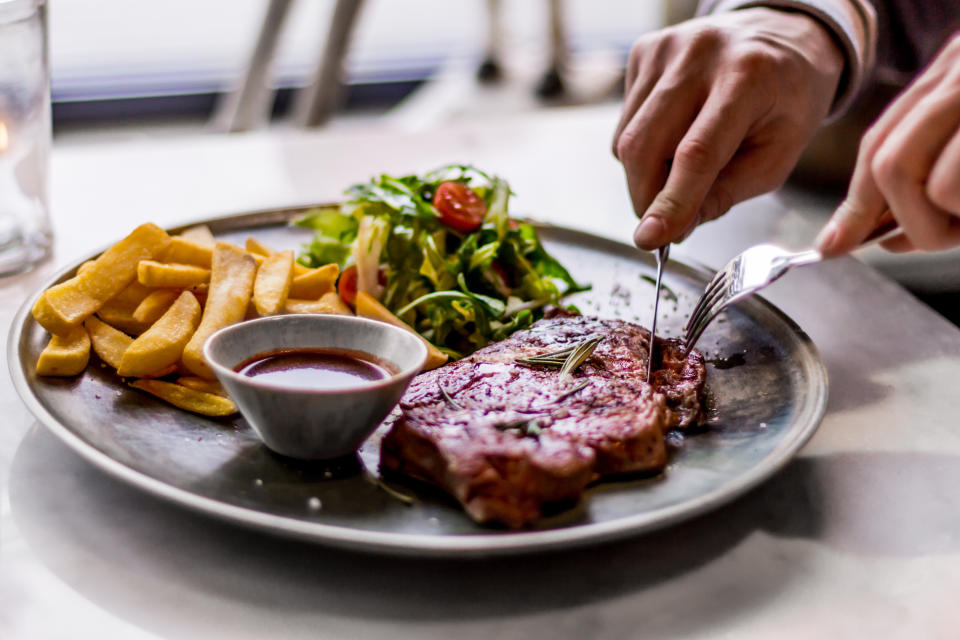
[380,315,706,528]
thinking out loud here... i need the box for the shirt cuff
[697,0,877,120]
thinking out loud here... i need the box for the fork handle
[860,213,900,246]
[795,214,900,268]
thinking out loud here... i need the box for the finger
[816,145,889,257]
[673,140,800,243]
[618,82,703,231]
[928,123,960,214]
[817,68,954,256]
[633,81,760,249]
[871,92,960,250]
[880,218,960,252]
[612,41,669,156]
[878,233,915,253]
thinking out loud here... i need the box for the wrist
[703,0,874,119]
[763,7,844,82]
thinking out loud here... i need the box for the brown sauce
[235,348,394,390]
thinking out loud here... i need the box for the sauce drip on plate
[235,348,394,390]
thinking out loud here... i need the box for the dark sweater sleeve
[870,0,960,84]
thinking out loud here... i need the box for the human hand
[817,34,960,256]
[613,8,844,250]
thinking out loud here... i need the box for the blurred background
[45,0,960,324]
[50,0,680,142]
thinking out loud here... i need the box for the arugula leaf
[294,206,358,240]
[299,235,352,269]
[295,206,358,268]
[468,240,500,271]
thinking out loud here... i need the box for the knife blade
[646,244,669,384]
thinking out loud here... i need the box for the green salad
[294,164,588,359]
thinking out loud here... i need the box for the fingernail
[635,216,665,249]
[815,221,837,254]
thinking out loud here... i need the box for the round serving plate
[8,206,827,557]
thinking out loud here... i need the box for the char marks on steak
[380,315,706,528]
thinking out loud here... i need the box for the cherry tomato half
[338,265,359,307]
[337,264,387,308]
[433,181,487,233]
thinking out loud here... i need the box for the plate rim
[8,207,828,557]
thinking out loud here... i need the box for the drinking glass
[0,0,50,277]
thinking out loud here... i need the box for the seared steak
[380,315,706,528]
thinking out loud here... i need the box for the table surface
[4,105,959,640]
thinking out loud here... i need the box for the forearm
[698,0,877,119]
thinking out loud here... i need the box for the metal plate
[8,206,827,557]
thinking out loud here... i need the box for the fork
[683,217,899,352]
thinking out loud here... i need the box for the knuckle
[730,44,783,78]
[649,191,694,227]
[870,146,910,186]
[685,28,724,58]
[674,137,718,175]
[927,174,960,213]
[614,130,644,164]
[859,127,883,157]
[834,199,875,227]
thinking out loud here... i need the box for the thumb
[816,160,888,257]
[633,191,699,250]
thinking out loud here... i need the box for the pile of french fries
[32,222,447,418]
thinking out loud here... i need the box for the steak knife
[646,243,669,384]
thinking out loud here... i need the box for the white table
[4,106,960,639]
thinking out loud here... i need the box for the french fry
[177,376,228,397]
[245,236,310,276]
[33,223,171,335]
[289,263,338,299]
[355,291,447,370]
[132,289,180,324]
[96,302,152,336]
[285,291,353,315]
[178,224,216,247]
[31,294,63,336]
[253,250,294,316]
[84,316,133,369]
[118,291,202,378]
[318,291,352,315]
[244,236,273,257]
[137,260,210,289]
[160,237,213,268]
[130,379,237,417]
[106,279,153,308]
[77,260,95,276]
[36,326,91,376]
[139,364,178,379]
[181,242,257,379]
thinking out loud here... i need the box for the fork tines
[683,271,730,349]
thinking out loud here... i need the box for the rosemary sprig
[372,476,416,506]
[559,337,602,379]
[553,380,590,403]
[516,336,603,379]
[438,381,463,410]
